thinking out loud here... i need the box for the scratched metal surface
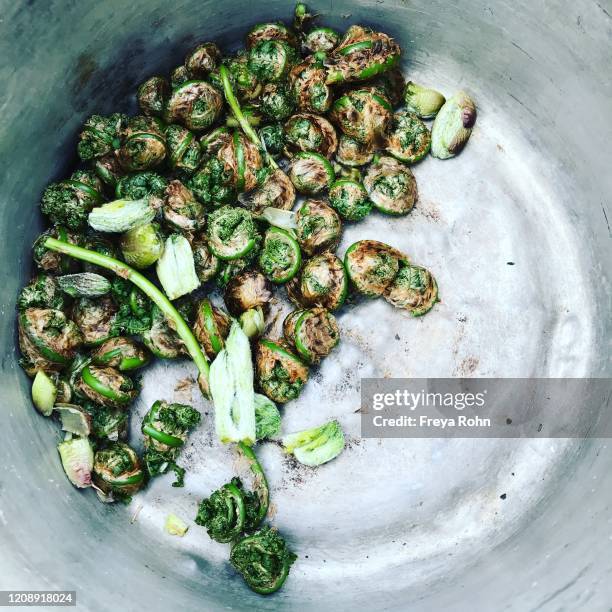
[0,0,611,610]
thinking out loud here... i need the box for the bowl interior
[0,1,611,610]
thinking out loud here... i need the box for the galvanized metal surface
[0,0,611,610]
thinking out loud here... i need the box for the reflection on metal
[0,0,611,609]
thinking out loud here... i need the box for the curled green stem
[219,65,278,170]
[43,237,210,397]
[81,365,132,404]
[238,441,269,526]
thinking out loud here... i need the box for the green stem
[219,481,247,543]
[238,441,269,526]
[43,237,210,397]
[81,365,132,404]
[142,423,184,448]
[142,400,185,448]
[219,65,278,170]
[101,471,144,487]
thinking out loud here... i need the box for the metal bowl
[0,1,610,609]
